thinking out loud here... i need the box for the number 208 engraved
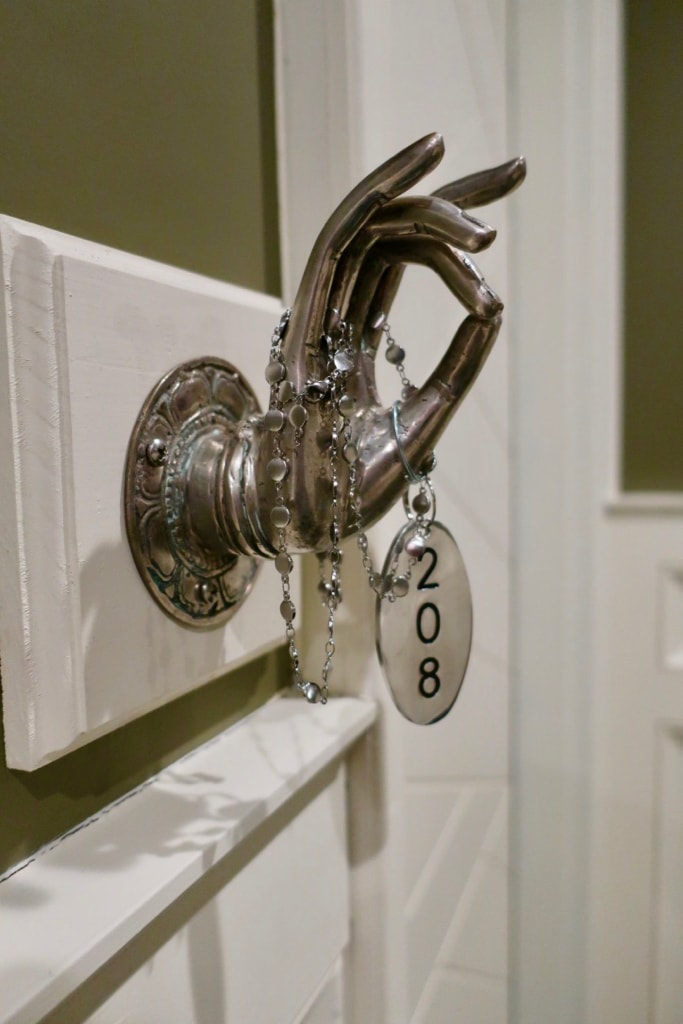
[416,548,441,698]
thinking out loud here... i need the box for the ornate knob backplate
[124,357,261,628]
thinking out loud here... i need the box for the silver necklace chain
[351,321,436,600]
[266,310,435,703]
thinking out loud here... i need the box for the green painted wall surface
[0,0,280,294]
[622,1,683,490]
[0,0,284,877]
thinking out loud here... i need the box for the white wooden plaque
[0,216,287,769]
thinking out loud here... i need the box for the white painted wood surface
[278,2,513,1020]
[293,959,346,1024]
[354,4,510,1020]
[0,695,375,1024]
[0,216,288,769]
[588,506,683,1024]
[508,2,683,1021]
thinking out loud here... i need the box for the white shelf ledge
[604,492,683,516]
[0,695,377,1024]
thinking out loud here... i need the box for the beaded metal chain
[264,309,357,704]
[350,321,437,601]
[265,311,436,704]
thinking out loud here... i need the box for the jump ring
[391,401,424,485]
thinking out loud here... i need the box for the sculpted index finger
[320,132,445,261]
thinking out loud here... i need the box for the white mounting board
[0,215,286,769]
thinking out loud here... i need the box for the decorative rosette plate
[124,357,261,628]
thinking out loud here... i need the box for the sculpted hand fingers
[357,316,501,527]
[283,133,444,376]
[326,194,496,326]
[336,260,405,408]
[368,196,495,252]
[347,262,405,362]
[332,159,521,359]
[395,314,501,478]
[400,315,501,466]
[413,314,502,405]
[433,156,527,209]
[343,234,502,373]
[358,237,502,322]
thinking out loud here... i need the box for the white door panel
[317,1,512,1018]
[508,1,683,1020]
[589,508,683,1023]
[0,218,286,769]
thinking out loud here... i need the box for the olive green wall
[0,0,284,877]
[622,0,683,490]
[0,0,280,293]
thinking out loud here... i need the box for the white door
[510,2,683,1022]
[0,3,514,1022]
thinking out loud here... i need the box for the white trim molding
[605,492,683,517]
[508,1,624,1021]
[0,695,376,1024]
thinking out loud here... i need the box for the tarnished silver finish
[125,135,526,627]
[124,358,262,628]
[376,521,473,725]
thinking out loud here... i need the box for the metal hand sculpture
[240,132,525,553]
[125,133,525,627]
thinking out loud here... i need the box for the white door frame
[508,1,623,1020]
[289,3,514,1021]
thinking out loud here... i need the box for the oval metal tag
[376,521,473,725]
